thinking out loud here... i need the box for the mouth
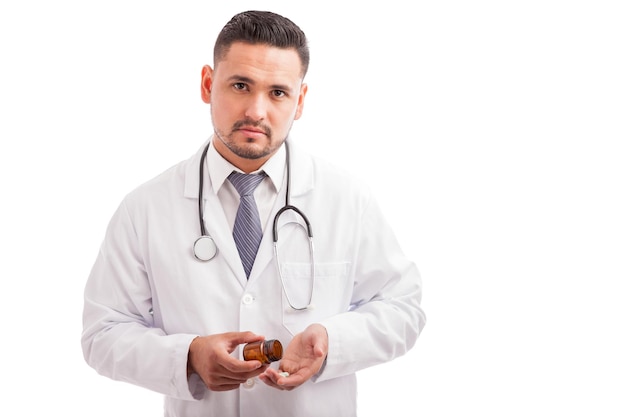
[236,126,268,140]
[238,126,265,134]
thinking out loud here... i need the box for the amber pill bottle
[243,339,283,364]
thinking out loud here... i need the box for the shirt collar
[207,137,286,193]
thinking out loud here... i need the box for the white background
[1,1,625,415]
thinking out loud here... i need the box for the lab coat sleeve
[314,194,426,382]
[81,199,200,400]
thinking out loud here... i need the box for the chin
[232,141,272,160]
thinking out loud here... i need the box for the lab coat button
[244,378,255,388]
[242,294,254,305]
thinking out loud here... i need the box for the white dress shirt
[206,139,286,233]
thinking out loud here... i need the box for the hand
[259,324,328,391]
[187,331,268,391]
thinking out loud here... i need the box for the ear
[200,65,214,103]
[294,83,308,120]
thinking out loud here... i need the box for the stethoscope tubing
[194,140,315,310]
[197,143,211,237]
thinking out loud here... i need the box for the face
[201,42,308,172]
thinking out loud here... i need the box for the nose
[244,93,268,121]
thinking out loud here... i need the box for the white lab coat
[82,140,426,417]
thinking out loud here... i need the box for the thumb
[313,339,327,358]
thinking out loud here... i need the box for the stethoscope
[193,140,315,310]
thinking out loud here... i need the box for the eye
[233,82,247,91]
[272,90,286,98]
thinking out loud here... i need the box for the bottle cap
[264,339,283,361]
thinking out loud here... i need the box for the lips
[238,127,265,134]
[236,126,268,138]
[232,119,271,138]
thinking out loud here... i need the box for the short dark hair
[214,10,310,77]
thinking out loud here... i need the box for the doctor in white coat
[82,10,426,417]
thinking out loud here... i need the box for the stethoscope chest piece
[193,236,218,261]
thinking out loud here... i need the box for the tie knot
[228,171,265,197]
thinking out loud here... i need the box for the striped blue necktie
[228,171,266,278]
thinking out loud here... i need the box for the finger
[265,367,305,388]
[222,331,266,352]
[204,366,265,391]
[276,372,306,387]
[207,382,243,392]
[259,372,292,391]
[201,371,244,391]
[258,373,282,389]
[312,337,327,358]
[219,357,268,378]
[230,331,266,345]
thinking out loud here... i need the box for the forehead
[214,42,304,85]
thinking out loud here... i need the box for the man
[82,10,425,417]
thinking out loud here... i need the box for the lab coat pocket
[280,262,351,335]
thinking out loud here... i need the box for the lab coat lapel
[184,142,249,287]
[202,191,249,286]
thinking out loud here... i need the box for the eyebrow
[227,75,293,93]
